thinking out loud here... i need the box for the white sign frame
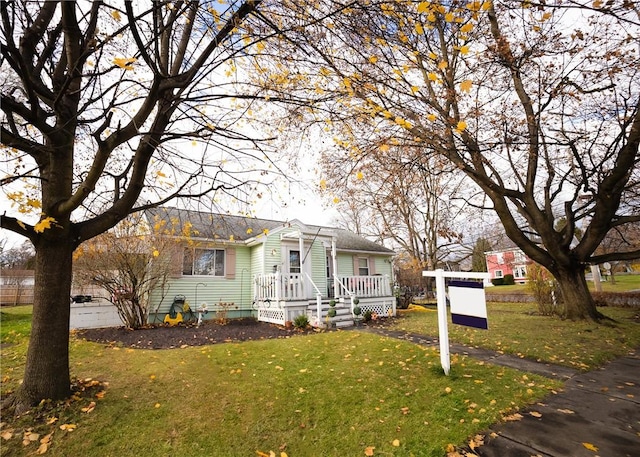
[422,269,490,375]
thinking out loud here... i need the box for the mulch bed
[75,317,396,350]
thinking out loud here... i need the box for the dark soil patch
[76,317,397,349]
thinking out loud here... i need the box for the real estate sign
[448,280,488,330]
[422,270,490,375]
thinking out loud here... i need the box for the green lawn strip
[1,331,560,457]
[394,304,640,370]
[0,305,32,343]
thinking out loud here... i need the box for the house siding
[150,244,254,322]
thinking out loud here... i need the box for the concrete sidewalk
[363,328,640,457]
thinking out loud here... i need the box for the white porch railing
[253,272,305,301]
[253,273,392,302]
[335,275,391,298]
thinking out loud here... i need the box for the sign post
[422,269,491,375]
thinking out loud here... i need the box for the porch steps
[307,300,354,329]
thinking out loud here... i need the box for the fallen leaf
[503,413,523,422]
[36,442,49,455]
[392,439,400,447]
[582,442,599,452]
[0,430,13,440]
[23,430,39,445]
[529,411,542,418]
[59,424,77,432]
[364,446,375,456]
[82,401,96,413]
[557,408,574,414]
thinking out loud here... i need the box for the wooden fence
[0,285,34,306]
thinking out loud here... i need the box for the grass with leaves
[0,306,563,457]
[394,303,640,370]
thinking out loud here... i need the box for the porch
[252,272,396,328]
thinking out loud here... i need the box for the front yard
[0,305,567,457]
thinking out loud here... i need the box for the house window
[514,266,527,279]
[494,269,504,279]
[496,252,504,264]
[358,257,370,276]
[183,248,225,276]
[289,250,301,274]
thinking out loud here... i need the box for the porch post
[299,230,306,298]
[332,236,338,298]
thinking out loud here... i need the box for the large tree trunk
[13,240,73,413]
[554,265,603,321]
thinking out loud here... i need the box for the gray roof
[145,207,394,254]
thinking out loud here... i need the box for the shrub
[526,264,560,315]
[293,314,309,329]
[362,310,373,322]
[503,274,515,285]
[491,278,505,286]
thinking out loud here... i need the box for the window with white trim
[183,248,225,276]
[514,266,527,279]
[289,250,301,274]
[494,269,504,279]
[358,257,370,276]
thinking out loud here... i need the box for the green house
[146,207,396,328]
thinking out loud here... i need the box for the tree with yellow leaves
[254,0,640,321]
[0,0,290,412]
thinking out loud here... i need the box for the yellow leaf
[459,45,470,55]
[380,144,390,152]
[460,23,474,33]
[246,228,253,235]
[456,120,467,131]
[445,12,455,22]
[368,55,378,64]
[113,57,137,70]
[281,453,288,457]
[460,79,473,92]
[428,72,438,81]
[364,446,375,456]
[81,401,96,413]
[59,424,76,431]
[427,113,437,122]
[438,60,448,70]
[333,197,340,204]
[36,442,49,455]
[319,179,327,190]
[111,10,122,21]
[1,430,13,440]
[356,171,364,180]
[582,442,599,452]
[415,23,424,34]
[392,439,400,447]
[152,249,160,257]
[262,228,269,235]
[417,2,429,13]
[445,386,452,393]
[34,216,56,233]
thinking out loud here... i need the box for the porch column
[299,230,306,298]
[332,236,338,298]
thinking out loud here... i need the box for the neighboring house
[146,207,396,328]
[484,248,529,284]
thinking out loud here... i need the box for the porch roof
[145,207,394,255]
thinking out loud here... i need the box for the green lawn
[0,307,564,457]
[395,303,640,370]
